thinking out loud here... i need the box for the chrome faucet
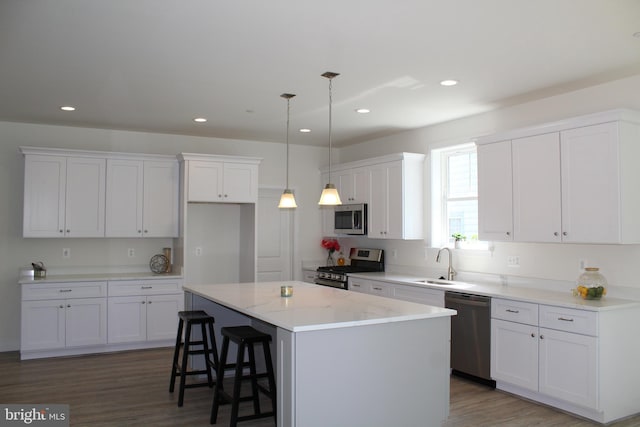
[436,247,456,281]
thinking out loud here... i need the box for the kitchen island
[184,281,456,427]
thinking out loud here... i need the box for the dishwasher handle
[445,293,491,308]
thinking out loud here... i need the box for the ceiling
[1,1,640,147]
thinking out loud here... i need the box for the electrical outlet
[62,248,70,258]
[391,249,398,259]
[127,248,135,258]
[507,255,520,267]
[579,259,588,271]
[195,247,202,256]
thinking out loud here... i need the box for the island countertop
[184,281,455,333]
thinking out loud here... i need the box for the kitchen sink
[414,279,455,286]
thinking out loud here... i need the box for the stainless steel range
[315,248,384,290]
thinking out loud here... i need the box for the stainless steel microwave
[334,203,367,235]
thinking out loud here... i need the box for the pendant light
[278,93,298,208]
[318,71,342,206]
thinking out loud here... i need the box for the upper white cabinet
[323,153,425,240]
[477,141,513,242]
[336,166,371,204]
[181,154,261,203]
[105,158,179,237]
[368,154,425,240]
[22,149,106,238]
[476,109,640,243]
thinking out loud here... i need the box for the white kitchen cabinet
[477,140,513,242]
[22,152,106,237]
[336,166,371,204]
[185,158,260,203]
[348,277,370,293]
[302,269,318,284]
[477,110,640,244]
[105,158,179,237]
[21,282,107,352]
[107,279,183,344]
[488,297,640,423]
[512,133,562,242]
[368,154,424,240]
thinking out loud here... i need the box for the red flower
[321,238,340,253]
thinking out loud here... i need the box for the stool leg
[230,341,246,427]
[210,336,230,425]
[262,340,277,422]
[247,343,261,415]
[207,320,219,373]
[200,322,214,387]
[169,318,184,393]
[178,322,192,407]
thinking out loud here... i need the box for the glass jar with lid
[575,267,607,300]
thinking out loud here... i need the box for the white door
[477,141,514,241]
[143,160,179,237]
[105,159,144,237]
[107,296,146,343]
[65,157,106,237]
[146,294,183,341]
[65,297,107,347]
[257,188,294,282]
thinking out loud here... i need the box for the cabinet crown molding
[320,152,425,174]
[19,146,178,161]
[178,152,262,164]
[474,108,640,146]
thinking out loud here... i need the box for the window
[431,143,484,249]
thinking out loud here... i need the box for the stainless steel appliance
[334,203,367,235]
[445,291,495,387]
[315,248,384,290]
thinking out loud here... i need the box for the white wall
[336,74,640,293]
[0,122,328,351]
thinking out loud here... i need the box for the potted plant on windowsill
[451,233,466,249]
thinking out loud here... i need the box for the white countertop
[19,272,183,285]
[348,272,640,312]
[184,281,456,333]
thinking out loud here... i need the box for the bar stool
[210,326,276,426]
[169,310,219,407]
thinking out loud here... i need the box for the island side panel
[293,317,451,427]
[276,327,295,427]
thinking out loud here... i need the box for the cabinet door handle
[138,230,142,233]
[144,230,148,234]
[218,194,222,198]
[66,229,70,233]
[59,289,72,293]
[141,286,153,289]
[558,317,574,322]
[539,335,544,340]
[67,304,71,308]
[506,232,511,236]
[553,232,559,236]
[562,232,568,236]
[505,309,519,313]
[141,301,146,304]
[59,305,64,309]
[373,287,382,291]
[147,301,152,304]
[530,333,535,338]
[59,229,64,233]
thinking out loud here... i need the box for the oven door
[314,277,348,290]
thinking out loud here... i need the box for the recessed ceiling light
[440,79,458,87]
[60,106,76,111]
[634,32,640,38]
[299,128,311,133]
[193,117,207,123]
[355,108,370,114]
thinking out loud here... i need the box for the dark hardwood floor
[1,348,638,426]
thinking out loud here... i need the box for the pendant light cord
[328,77,333,183]
[286,97,291,189]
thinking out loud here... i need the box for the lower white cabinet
[107,279,184,343]
[349,277,444,308]
[302,269,318,284]
[21,282,108,352]
[491,297,640,423]
[20,277,183,359]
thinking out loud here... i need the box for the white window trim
[430,143,487,250]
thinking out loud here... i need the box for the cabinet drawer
[492,298,538,325]
[368,281,392,297]
[108,279,182,296]
[22,281,107,300]
[393,285,444,307]
[539,305,598,336]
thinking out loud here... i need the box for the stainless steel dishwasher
[444,291,495,387]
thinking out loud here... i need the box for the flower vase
[326,251,335,267]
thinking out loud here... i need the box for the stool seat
[169,310,219,407]
[211,326,276,426]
